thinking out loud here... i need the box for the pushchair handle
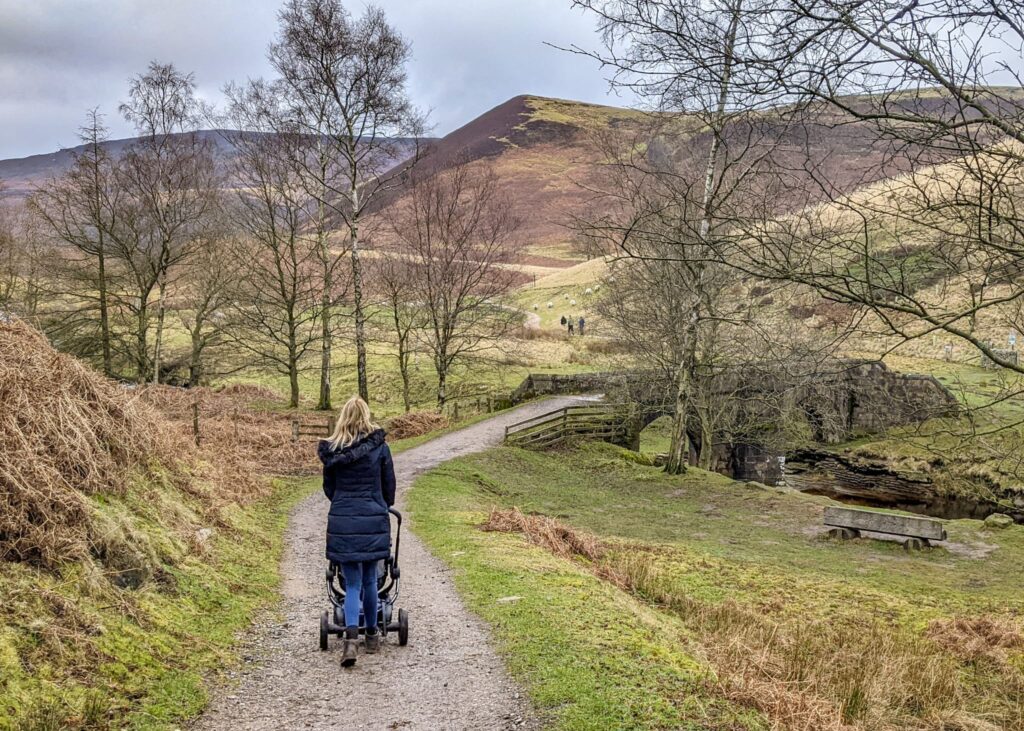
[388,508,402,569]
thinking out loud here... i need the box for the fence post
[291,420,299,442]
[487,396,493,413]
[191,399,201,446]
[453,401,460,421]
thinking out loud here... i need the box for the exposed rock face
[786,449,936,503]
[787,449,1024,522]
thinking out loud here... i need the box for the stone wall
[980,348,1020,369]
[842,361,959,435]
[509,372,634,404]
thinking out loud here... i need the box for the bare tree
[721,0,1024,375]
[573,0,810,473]
[390,164,520,407]
[177,216,240,387]
[222,81,325,408]
[270,0,425,407]
[370,251,424,412]
[118,61,219,384]
[29,110,120,374]
[3,204,49,326]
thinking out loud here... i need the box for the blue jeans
[340,560,379,629]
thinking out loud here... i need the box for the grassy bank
[408,442,1024,730]
[0,477,315,730]
[408,456,763,730]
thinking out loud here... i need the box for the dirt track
[192,396,595,731]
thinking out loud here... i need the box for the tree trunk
[436,358,448,409]
[665,367,692,474]
[288,318,300,409]
[395,313,412,412]
[136,299,149,384]
[401,370,411,412]
[318,289,332,410]
[152,270,167,385]
[97,232,112,377]
[666,319,698,475]
[351,222,369,404]
[188,328,202,388]
[698,407,715,470]
[289,363,300,410]
[317,201,332,411]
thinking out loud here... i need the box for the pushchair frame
[319,507,409,649]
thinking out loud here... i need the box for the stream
[783,449,1024,523]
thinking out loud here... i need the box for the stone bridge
[508,362,958,484]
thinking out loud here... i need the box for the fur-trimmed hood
[318,429,387,469]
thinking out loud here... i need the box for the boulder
[984,513,1015,529]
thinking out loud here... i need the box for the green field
[409,442,1024,730]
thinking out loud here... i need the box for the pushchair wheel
[319,610,330,652]
[398,608,409,646]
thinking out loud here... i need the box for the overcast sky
[0,0,629,160]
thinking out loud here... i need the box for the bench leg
[827,527,860,540]
[903,537,928,551]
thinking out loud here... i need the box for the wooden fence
[290,392,515,442]
[504,404,629,449]
[291,416,337,442]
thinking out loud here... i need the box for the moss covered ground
[0,478,316,730]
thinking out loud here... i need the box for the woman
[318,396,397,667]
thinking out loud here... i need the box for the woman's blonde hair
[327,396,379,450]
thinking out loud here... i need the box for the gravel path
[192,396,597,731]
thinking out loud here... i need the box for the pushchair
[319,507,409,650]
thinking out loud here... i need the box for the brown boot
[364,628,380,654]
[341,626,358,667]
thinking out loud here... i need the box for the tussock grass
[482,507,604,561]
[608,551,1023,731]
[0,321,315,728]
[386,410,450,440]
[0,320,186,567]
[926,615,1024,663]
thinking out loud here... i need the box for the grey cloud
[0,0,625,159]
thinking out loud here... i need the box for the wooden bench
[824,506,947,550]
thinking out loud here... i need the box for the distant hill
[0,130,425,199]
[6,91,1008,273]
[395,95,656,266]
[369,93,976,270]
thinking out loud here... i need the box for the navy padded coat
[318,429,397,563]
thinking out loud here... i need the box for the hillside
[4,94,977,274]
[370,93,969,273]
[0,319,314,728]
[0,130,425,199]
